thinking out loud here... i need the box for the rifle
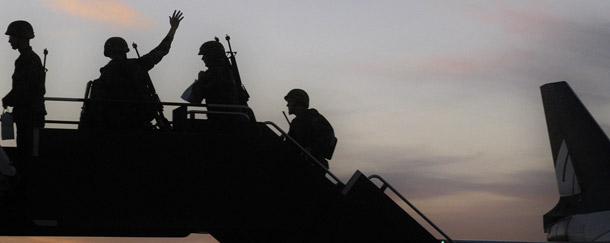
[223,35,255,120]
[223,35,249,104]
[78,80,94,129]
[43,48,48,75]
[282,111,291,125]
[131,42,171,130]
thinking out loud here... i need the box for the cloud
[346,3,610,94]
[0,234,219,243]
[43,0,153,28]
[475,6,561,35]
[335,139,557,202]
[461,3,610,83]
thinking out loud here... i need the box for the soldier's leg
[15,119,43,174]
[15,121,33,168]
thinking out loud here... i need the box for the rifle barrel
[132,42,141,58]
[283,111,291,125]
[43,48,48,72]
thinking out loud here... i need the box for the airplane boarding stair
[0,103,447,243]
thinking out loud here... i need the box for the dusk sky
[3,0,610,242]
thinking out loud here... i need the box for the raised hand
[169,10,184,29]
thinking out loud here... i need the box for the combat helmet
[284,89,309,108]
[5,20,34,39]
[104,37,129,57]
[199,40,226,59]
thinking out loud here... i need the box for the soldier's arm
[310,115,335,157]
[140,10,184,70]
[189,71,207,103]
[2,91,14,108]
[3,55,44,107]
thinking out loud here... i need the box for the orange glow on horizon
[44,0,153,28]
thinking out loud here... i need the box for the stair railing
[187,110,250,121]
[263,121,344,187]
[368,174,454,243]
[43,97,254,125]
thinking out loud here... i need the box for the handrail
[187,110,250,121]
[368,174,454,243]
[263,121,344,187]
[45,120,80,125]
[44,97,253,111]
[43,97,255,124]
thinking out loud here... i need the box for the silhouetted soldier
[187,40,241,121]
[284,89,336,171]
[81,10,183,129]
[3,20,46,161]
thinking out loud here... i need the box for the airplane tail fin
[540,81,610,230]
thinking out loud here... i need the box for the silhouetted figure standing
[188,40,241,121]
[81,10,183,129]
[3,20,46,161]
[284,89,336,171]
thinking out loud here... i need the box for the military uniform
[3,46,46,156]
[288,108,335,169]
[82,36,174,129]
[189,59,240,121]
